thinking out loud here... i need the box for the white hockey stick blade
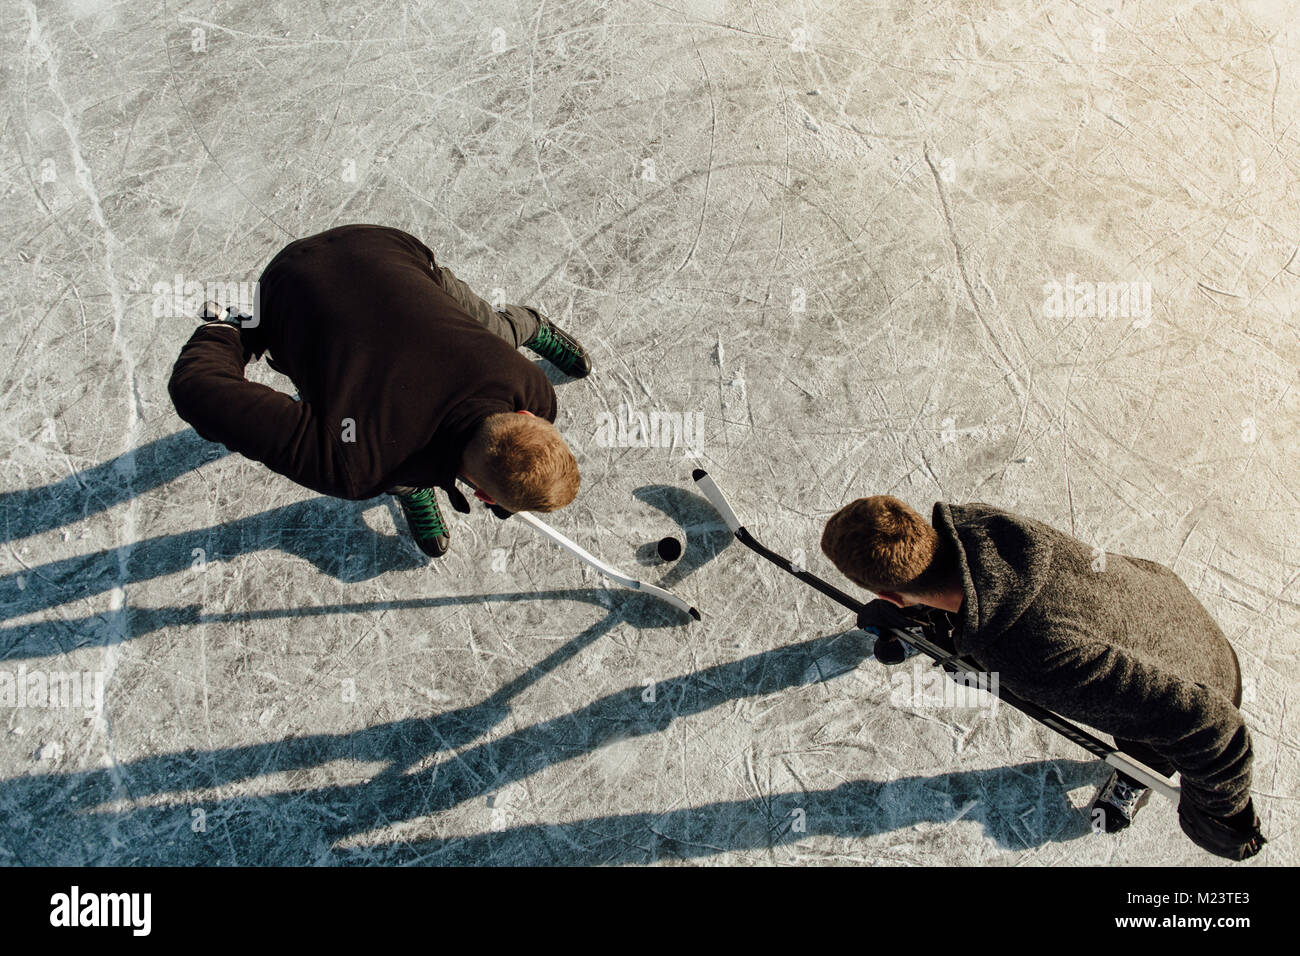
[691,469,742,534]
[1103,754,1180,803]
[513,510,701,621]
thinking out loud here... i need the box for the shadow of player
[0,441,1102,865]
[1,460,733,662]
[0,614,1099,864]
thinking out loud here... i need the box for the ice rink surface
[1,0,1296,865]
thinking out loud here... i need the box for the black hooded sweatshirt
[932,503,1252,819]
[168,225,557,500]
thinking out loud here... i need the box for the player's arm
[168,322,361,499]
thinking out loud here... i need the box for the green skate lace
[528,321,579,364]
[401,489,448,537]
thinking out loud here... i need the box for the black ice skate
[523,313,592,378]
[395,487,451,558]
[1091,770,1152,833]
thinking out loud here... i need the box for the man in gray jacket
[820,495,1265,860]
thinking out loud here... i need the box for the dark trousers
[1115,644,1243,780]
[431,256,541,348]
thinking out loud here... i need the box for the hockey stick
[453,478,699,621]
[692,468,1180,802]
[511,510,701,622]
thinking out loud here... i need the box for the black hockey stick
[692,468,1180,801]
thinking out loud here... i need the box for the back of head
[477,413,580,512]
[820,495,951,595]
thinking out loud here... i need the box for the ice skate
[1091,770,1152,833]
[394,487,451,558]
[523,312,592,378]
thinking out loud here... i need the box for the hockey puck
[656,536,683,561]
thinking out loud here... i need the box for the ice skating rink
[1,0,1296,865]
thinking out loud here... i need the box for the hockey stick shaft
[692,469,1179,801]
[884,619,1180,800]
[511,510,701,621]
[455,478,700,621]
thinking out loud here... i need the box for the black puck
[656,536,683,561]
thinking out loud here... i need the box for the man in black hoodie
[169,224,592,557]
[820,495,1265,860]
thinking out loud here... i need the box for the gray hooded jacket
[933,503,1251,818]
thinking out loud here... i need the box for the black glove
[446,486,472,515]
[1178,798,1266,860]
[488,503,513,520]
[856,598,924,632]
[872,633,909,665]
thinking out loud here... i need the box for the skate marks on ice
[1,494,428,662]
[0,429,228,546]
[3,436,1091,864]
[0,438,715,659]
[0,617,1095,864]
[628,482,736,582]
[336,759,1097,866]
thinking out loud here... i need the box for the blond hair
[474,413,579,512]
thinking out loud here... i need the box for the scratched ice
[1,0,1296,865]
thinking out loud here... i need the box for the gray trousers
[389,257,543,498]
